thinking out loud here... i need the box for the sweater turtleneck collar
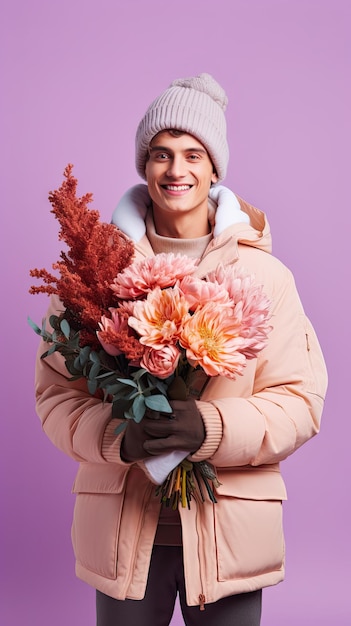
[145,209,213,260]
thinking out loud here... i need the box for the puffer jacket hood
[111,184,272,259]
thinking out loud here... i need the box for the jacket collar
[133,196,272,277]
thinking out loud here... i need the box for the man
[35,74,327,626]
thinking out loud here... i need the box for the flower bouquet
[29,165,272,509]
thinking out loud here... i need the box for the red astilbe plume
[29,164,135,344]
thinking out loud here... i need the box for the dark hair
[165,129,186,138]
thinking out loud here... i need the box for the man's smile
[161,184,193,192]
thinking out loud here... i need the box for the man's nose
[166,156,187,178]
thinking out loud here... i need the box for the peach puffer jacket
[35,196,327,609]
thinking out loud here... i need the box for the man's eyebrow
[149,146,207,154]
[148,146,171,152]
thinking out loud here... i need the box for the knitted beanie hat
[135,73,229,182]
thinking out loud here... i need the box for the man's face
[145,131,218,234]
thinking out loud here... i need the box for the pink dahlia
[179,275,229,311]
[97,309,128,356]
[97,308,145,362]
[205,264,271,357]
[111,253,198,299]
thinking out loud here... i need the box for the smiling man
[107,74,326,625]
[35,74,328,626]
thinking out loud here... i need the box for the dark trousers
[96,545,262,626]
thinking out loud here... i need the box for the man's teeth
[165,185,191,191]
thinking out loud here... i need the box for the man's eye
[188,154,200,160]
[154,152,170,160]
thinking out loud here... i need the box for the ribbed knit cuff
[101,419,131,465]
[188,401,223,462]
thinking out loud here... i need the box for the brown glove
[121,397,205,462]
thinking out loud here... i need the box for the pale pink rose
[128,286,191,348]
[180,302,247,379]
[141,345,181,379]
[111,253,198,299]
[179,275,229,311]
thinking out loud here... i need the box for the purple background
[1,1,350,624]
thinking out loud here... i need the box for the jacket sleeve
[190,262,328,468]
[34,295,132,466]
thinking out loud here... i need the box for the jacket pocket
[214,472,285,581]
[71,464,128,580]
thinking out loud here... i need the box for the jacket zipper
[196,504,208,611]
[306,332,311,351]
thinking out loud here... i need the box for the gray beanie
[135,73,229,182]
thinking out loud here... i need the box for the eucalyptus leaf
[114,421,128,435]
[104,382,129,396]
[49,315,59,328]
[46,345,57,356]
[131,368,148,382]
[87,379,98,395]
[60,318,71,339]
[89,351,100,364]
[40,332,51,342]
[70,335,81,349]
[38,327,51,340]
[123,389,138,402]
[27,317,42,335]
[96,371,119,380]
[149,376,169,395]
[128,390,142,400]
[124,409,137,420]
[132,395,146,422]
[89,361,101,380]
[74,355,83,371]
[79,346,91,367]
[65,361,84,376]
[116,378,138,389]
[145,395,172,413]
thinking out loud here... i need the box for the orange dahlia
[180,302,247,379]
[128,286,191,349]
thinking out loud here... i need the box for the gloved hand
[121,397,205,462]
[143,398,205,455]
[120,416,153,463]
